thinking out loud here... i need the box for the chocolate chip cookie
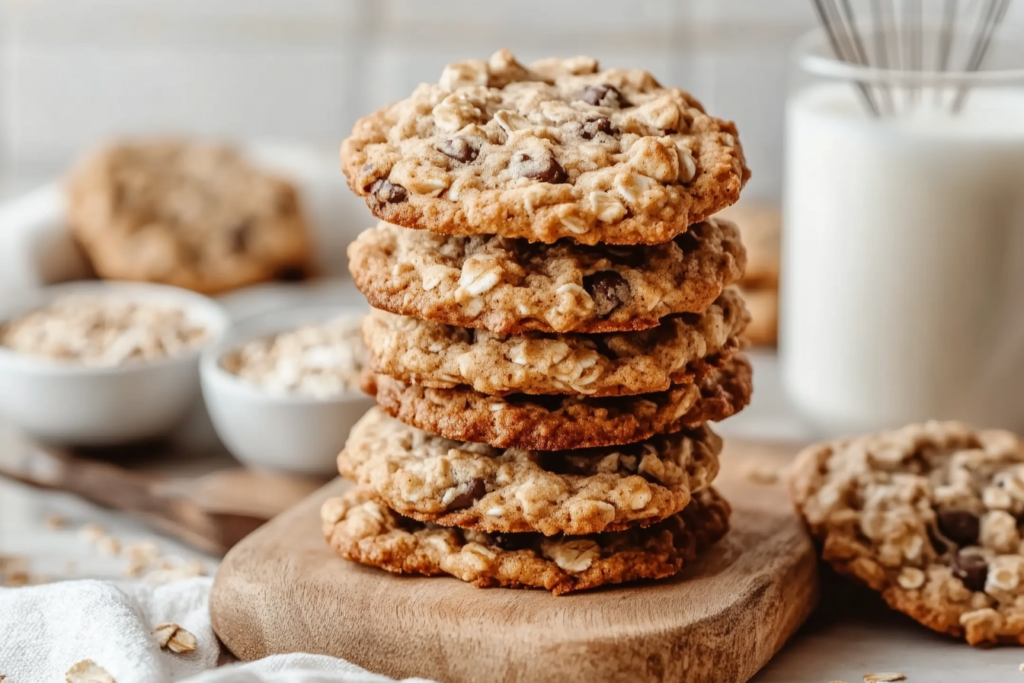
[67,138,314,294]
[364,354,752,451]
[348,218,746,335]
[341,49,748,245]
[322,486,731,595]
[338,407,721,536]
[363,289,747,397]
[790,421,1024,645]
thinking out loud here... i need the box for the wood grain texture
[210,440,817,683]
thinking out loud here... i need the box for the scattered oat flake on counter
[742,462,779,485]
[45,514,68,529]
[78,523,107,544]
[864,674,905,683]
[65,659,115,683]
[222,317,368,398]
[153,622,197,654]
[0,295,208,367]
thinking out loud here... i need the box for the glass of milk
[782,28,1024,437]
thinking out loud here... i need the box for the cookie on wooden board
[322,486,731,595]
[347,218,746,335]
[361,289,748,397]
[341,49,748,245]
[363,354,753,451]
[337,407,721,536]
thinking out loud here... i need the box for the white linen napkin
[0,578,437,683]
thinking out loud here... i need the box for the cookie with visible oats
[790,421,1024,646]
[321,486,731,595]
[347,218,746,335]
[67,139,314,295]
[341,49,748,245]
[364,354,752,451]
[362,289,747,397]
[337,407,721,536]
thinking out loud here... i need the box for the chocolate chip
[583,271,631,317]
[580,84,630,108]
[951,552,988,592]
[491,532,539,551]
[440,137,480,164]
[275,265,309,282]
[937,508,980,546]
[511,152,568,184]
[369,178,407,204]
[229,221,252,253]
[581,117,613,140]
[445,478,487,511]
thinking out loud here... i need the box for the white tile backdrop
[1,0,1022,207]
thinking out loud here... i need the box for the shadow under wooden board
[0,435,324,555]
[211,439,818,683]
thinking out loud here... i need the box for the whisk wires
[810,0,1016,116]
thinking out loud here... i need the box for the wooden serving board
[210,440,818,683]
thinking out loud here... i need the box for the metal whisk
[810,0,1015,116]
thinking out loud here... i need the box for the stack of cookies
[321,50,753,594]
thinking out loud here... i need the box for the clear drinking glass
[781,26,1024,437]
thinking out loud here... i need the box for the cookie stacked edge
[324,49,753,594]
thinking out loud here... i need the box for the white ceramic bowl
[0,281,230,446]
[200,305,374,476]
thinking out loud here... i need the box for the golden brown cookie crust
[362,289,748,397]
[341,50,748,245]
[347,218,747,335]
[337,407,721,536]
[364,354,752,451]
[790,421,1024,646]
[322,486,731,595]
[67,138,314,295]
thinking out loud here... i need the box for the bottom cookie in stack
[322,487,730,596]
[321,407,733,594]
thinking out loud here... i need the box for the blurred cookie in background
[738,287,778,348]
[66,139,316,295]
[718,203,780,346]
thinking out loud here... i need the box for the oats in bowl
[221,317,367,399]
[0,295,209,367]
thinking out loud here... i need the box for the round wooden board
[211,440,818,683]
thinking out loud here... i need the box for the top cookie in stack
[323,50,753,594]
[342,49,747,246]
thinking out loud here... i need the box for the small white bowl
[200,305,374,476]
[0,281,230,446]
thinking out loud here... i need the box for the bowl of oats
[201,307,373,476]
[0,281,229,445]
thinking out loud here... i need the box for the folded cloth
[0,578,436,683]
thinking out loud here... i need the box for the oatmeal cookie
[67,139,314,294]
[322,486,731,595]
[347,218,746,334]
[363,289,747,397]
[790,421,1024,646]
[341,49,748,245]
[337,407,721,536]
[364,354,752,451]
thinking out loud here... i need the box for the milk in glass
[782,84,1024,434]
